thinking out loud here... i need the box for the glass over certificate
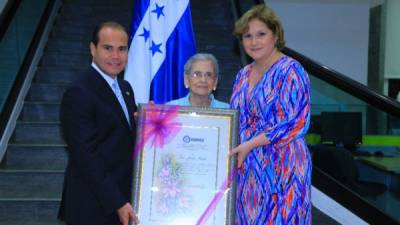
[132,104,238,225]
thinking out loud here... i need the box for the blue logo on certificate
[182,135,204,143]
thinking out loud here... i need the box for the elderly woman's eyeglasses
[189,71,216,80]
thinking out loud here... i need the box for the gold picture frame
[132,104,238,225]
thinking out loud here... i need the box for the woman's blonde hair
[233,4,285,50]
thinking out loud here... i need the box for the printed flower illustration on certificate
[152,153,192,216]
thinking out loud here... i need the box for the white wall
[382,0,400,96]
[265,0,370,85]
[0,0,8,14]
[383,0,400,79]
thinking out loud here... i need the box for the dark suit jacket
[58,67,137,225]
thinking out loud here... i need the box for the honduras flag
[124,0,197,104]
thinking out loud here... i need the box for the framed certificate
[132,104,238,225]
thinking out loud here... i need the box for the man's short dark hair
[91,21,128,46]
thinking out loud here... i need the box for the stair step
[0,170,63,199]
[20,102,60,121]
[27,83,67,102]
[0,220,64,225]
[63,0,130,3]
[35,66,84,84]
[51,25,90,38]
[196,36,237,46]
[197,43,240,52]
[40,52,90,67]
[5,144,67,170]
[192,19,228,28]
[50,20,129,41]
[193,27,232,35]
[61,4,132,16]
[50,28,91,42]
[55,15,131,32]
[0,199,61,223]
[13,122,64,144]
[60,15,131,26]
[46,38,88,54]
[51,24,129,41]
[197,42,237,51]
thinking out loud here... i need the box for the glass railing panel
[0,0,48,111]
[309,72,400,222]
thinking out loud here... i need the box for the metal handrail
[0,0,61,161]
[282,47,400,118]
[0,0,22,41]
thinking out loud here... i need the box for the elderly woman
[230,4,311,225]
[167,53,229,108]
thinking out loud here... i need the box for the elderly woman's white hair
[183,53,219,77]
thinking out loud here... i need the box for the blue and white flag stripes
[124,0,196,104]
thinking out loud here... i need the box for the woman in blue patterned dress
[230,4,312,225]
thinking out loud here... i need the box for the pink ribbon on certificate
[195,168,238,225]
[134,104,181,156]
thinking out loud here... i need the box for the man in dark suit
[58,21,138,225]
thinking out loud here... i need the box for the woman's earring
[185,85,189,89]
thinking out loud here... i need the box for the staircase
[191,0,241,102]
[0,0,133,224]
